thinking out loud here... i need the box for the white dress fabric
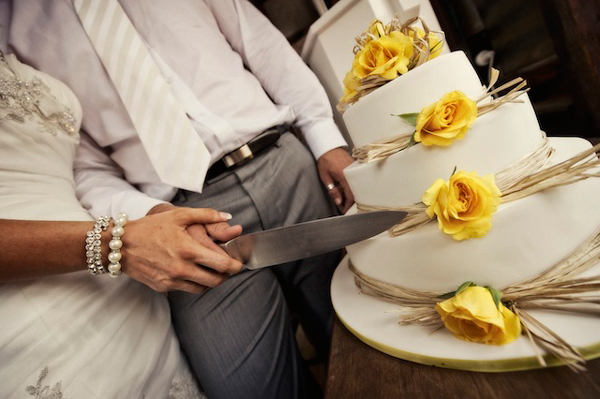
[0,54,203,398]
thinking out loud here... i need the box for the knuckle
[169,265,189,280]
[153,282,170,293]
[178,245,197,260]
[229,260,244,274]
[214,258,239,274]
[161,279,179,291]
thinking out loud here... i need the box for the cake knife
[220,210,407,269]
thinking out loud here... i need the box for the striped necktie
[73,0,210,191]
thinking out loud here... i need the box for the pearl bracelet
[108,213,129,278]
[85,216,112,275]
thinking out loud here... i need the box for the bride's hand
[122,206,243,293]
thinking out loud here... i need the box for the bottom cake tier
[331,255,600,372]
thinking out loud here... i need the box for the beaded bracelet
[107,213,129,278]
[85,216,112,275]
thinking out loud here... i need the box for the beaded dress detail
[0,52,77,138]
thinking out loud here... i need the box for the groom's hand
[317,147,355,213]
[122,205,243,293]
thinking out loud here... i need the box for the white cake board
[331,255,600,372]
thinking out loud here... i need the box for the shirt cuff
[302,119,348,160]
[116,192,169,220]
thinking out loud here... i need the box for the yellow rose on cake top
[423,170,501,240]
[415,90,478,146]
[337,17,444,111]
[352,31,414,81]
[435,285,522,345]
[340,71,361,105]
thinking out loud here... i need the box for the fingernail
[335,198,342,205]
[219,212,233,220]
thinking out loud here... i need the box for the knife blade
[221,210,407,269]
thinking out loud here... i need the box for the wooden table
[325,317,600,399]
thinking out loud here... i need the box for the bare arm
[0,207,244,292]
[0,219,95,281]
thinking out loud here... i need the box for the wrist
[106,213,128,277]
[85,213,129,277]
[85,216,112,275]
[147,203,175,215]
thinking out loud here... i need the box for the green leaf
[407,132,417,148]
[430,40,443,53]
[455,281,476,296]
[450,166,457,179]
[395,112,419,126]
[486,286,503,309]
[438,281,476,299]
[438,291,456,299]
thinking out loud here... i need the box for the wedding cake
[333,17,600,365]
[343,49,600,292]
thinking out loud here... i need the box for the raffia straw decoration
[501,143,600,203]
[352,68,530,164]
[349,226,600,369]
[352,134,414,164]
[338,16,445,113]
[356,136,569,237]
[494,135,554,191]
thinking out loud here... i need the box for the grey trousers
[169,133,341,399]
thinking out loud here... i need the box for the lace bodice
[0,53,87,221]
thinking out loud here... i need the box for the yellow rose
[352,31,414,81]
[408,28,443,59]
[422,171,501,240]
[415,91,478,147]
[435,286,522,345]
[340,71,360,105]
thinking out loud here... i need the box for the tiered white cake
[342,51,600,292]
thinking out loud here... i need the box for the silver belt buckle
[223,144,254,168]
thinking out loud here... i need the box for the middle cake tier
[344,94,544,206]
[345,137,600,292]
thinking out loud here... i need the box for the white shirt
[2,0,346,219]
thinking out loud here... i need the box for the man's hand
[122,206,243,294]
[317,147,355,213]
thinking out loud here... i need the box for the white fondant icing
[346,137,600,291]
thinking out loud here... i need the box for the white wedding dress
[0,54,204,398]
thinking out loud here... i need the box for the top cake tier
[343,51,486,147]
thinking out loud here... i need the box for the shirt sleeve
[74,132,167,220]
[205,0,348,159]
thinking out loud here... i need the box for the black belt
[205,124,288,181]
